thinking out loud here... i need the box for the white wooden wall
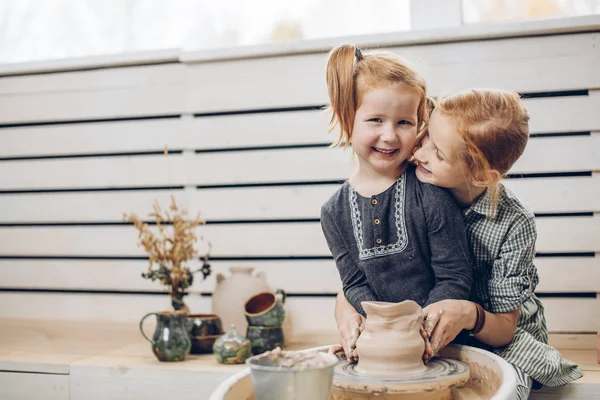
[0,20,599,335]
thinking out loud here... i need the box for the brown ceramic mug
[244,289,286,327]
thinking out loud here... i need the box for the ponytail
[326,44,361,148]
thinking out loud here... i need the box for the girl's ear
[488,170,502,184]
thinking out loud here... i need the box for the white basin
[210,344,518,400]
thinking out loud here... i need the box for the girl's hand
[338,312,365,362]
[422,300,477,353]
[420,321,434,364]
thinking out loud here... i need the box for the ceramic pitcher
[355,300,426,375]
[139,310,191,362]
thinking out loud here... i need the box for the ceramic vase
[211,266,271,335]
[355,300,426,376]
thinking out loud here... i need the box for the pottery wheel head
[333,357,469,394]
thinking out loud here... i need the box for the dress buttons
[371,198,378,205]
[374,219,380,225]
[376,238,382,244]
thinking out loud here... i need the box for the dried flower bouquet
[124,196,211,313]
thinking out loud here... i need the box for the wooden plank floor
[0,319,596,399]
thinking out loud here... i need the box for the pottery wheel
[332,357,470,394]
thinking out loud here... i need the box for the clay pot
[355,300,426,376]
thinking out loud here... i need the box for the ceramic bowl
[188,313,224,337]
[190,334,222,354]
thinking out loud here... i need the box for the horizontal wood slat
[512,134,599,174]
[0,62,184,95]
[184,33,600,113]
[0,174,598,223]
[502,174,600,214]
[0,34,598,123]
[1,134,597,190]
[0,216,597,257]
[1,257,597,294]
[0,292,595,333]
[1,93,599,159]
[535,257,600,293]
[525,90,600,134]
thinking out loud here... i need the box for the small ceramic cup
[188,313,223,337]
[246,325,285,355]
[244,289,286,327]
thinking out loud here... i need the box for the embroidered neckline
[349,175,408,260]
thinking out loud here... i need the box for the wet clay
[355,300,426,376]
[451,358,501,400]
[260,347,335,369]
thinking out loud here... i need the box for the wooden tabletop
[0,318,597,400]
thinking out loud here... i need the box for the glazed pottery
[190,334,222,354]
[244,289,286,327]
[188,313,223,337]
[355,300,426,376]
[212,266,271,335]
[213,325,252,364]
[246,325,284,355]
[139,310,191,362]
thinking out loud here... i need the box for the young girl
[321,44,473,361]
[336,89,582,399]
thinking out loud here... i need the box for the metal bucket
[245,350,339,400]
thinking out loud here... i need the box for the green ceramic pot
[213,325,252,364]
[244,289,286,327]
[139,310,191,362]
[246,325,284,355]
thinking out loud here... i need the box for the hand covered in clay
[423,300,477,354]
[337,312,365,362]
[420,320,434,365]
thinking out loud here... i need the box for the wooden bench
[0,15,598,399]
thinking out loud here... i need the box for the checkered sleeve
[487,215,538,313]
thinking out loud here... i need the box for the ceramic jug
[139,310,191,362]
[211,266,271,334]
[355,300,426,376]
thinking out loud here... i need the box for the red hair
[325,44,429,148]
[437,89,530,206]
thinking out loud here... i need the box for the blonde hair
[436,89,530,206]
[325,44,429,148]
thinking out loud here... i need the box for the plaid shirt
[463,183,582,387]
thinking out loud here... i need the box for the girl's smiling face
[413,109,471,189]
[351,83,421,178]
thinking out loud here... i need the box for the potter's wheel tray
[333,357,470,395]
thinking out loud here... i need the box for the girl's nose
[380,125,396,141]
[413,146,425,162]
